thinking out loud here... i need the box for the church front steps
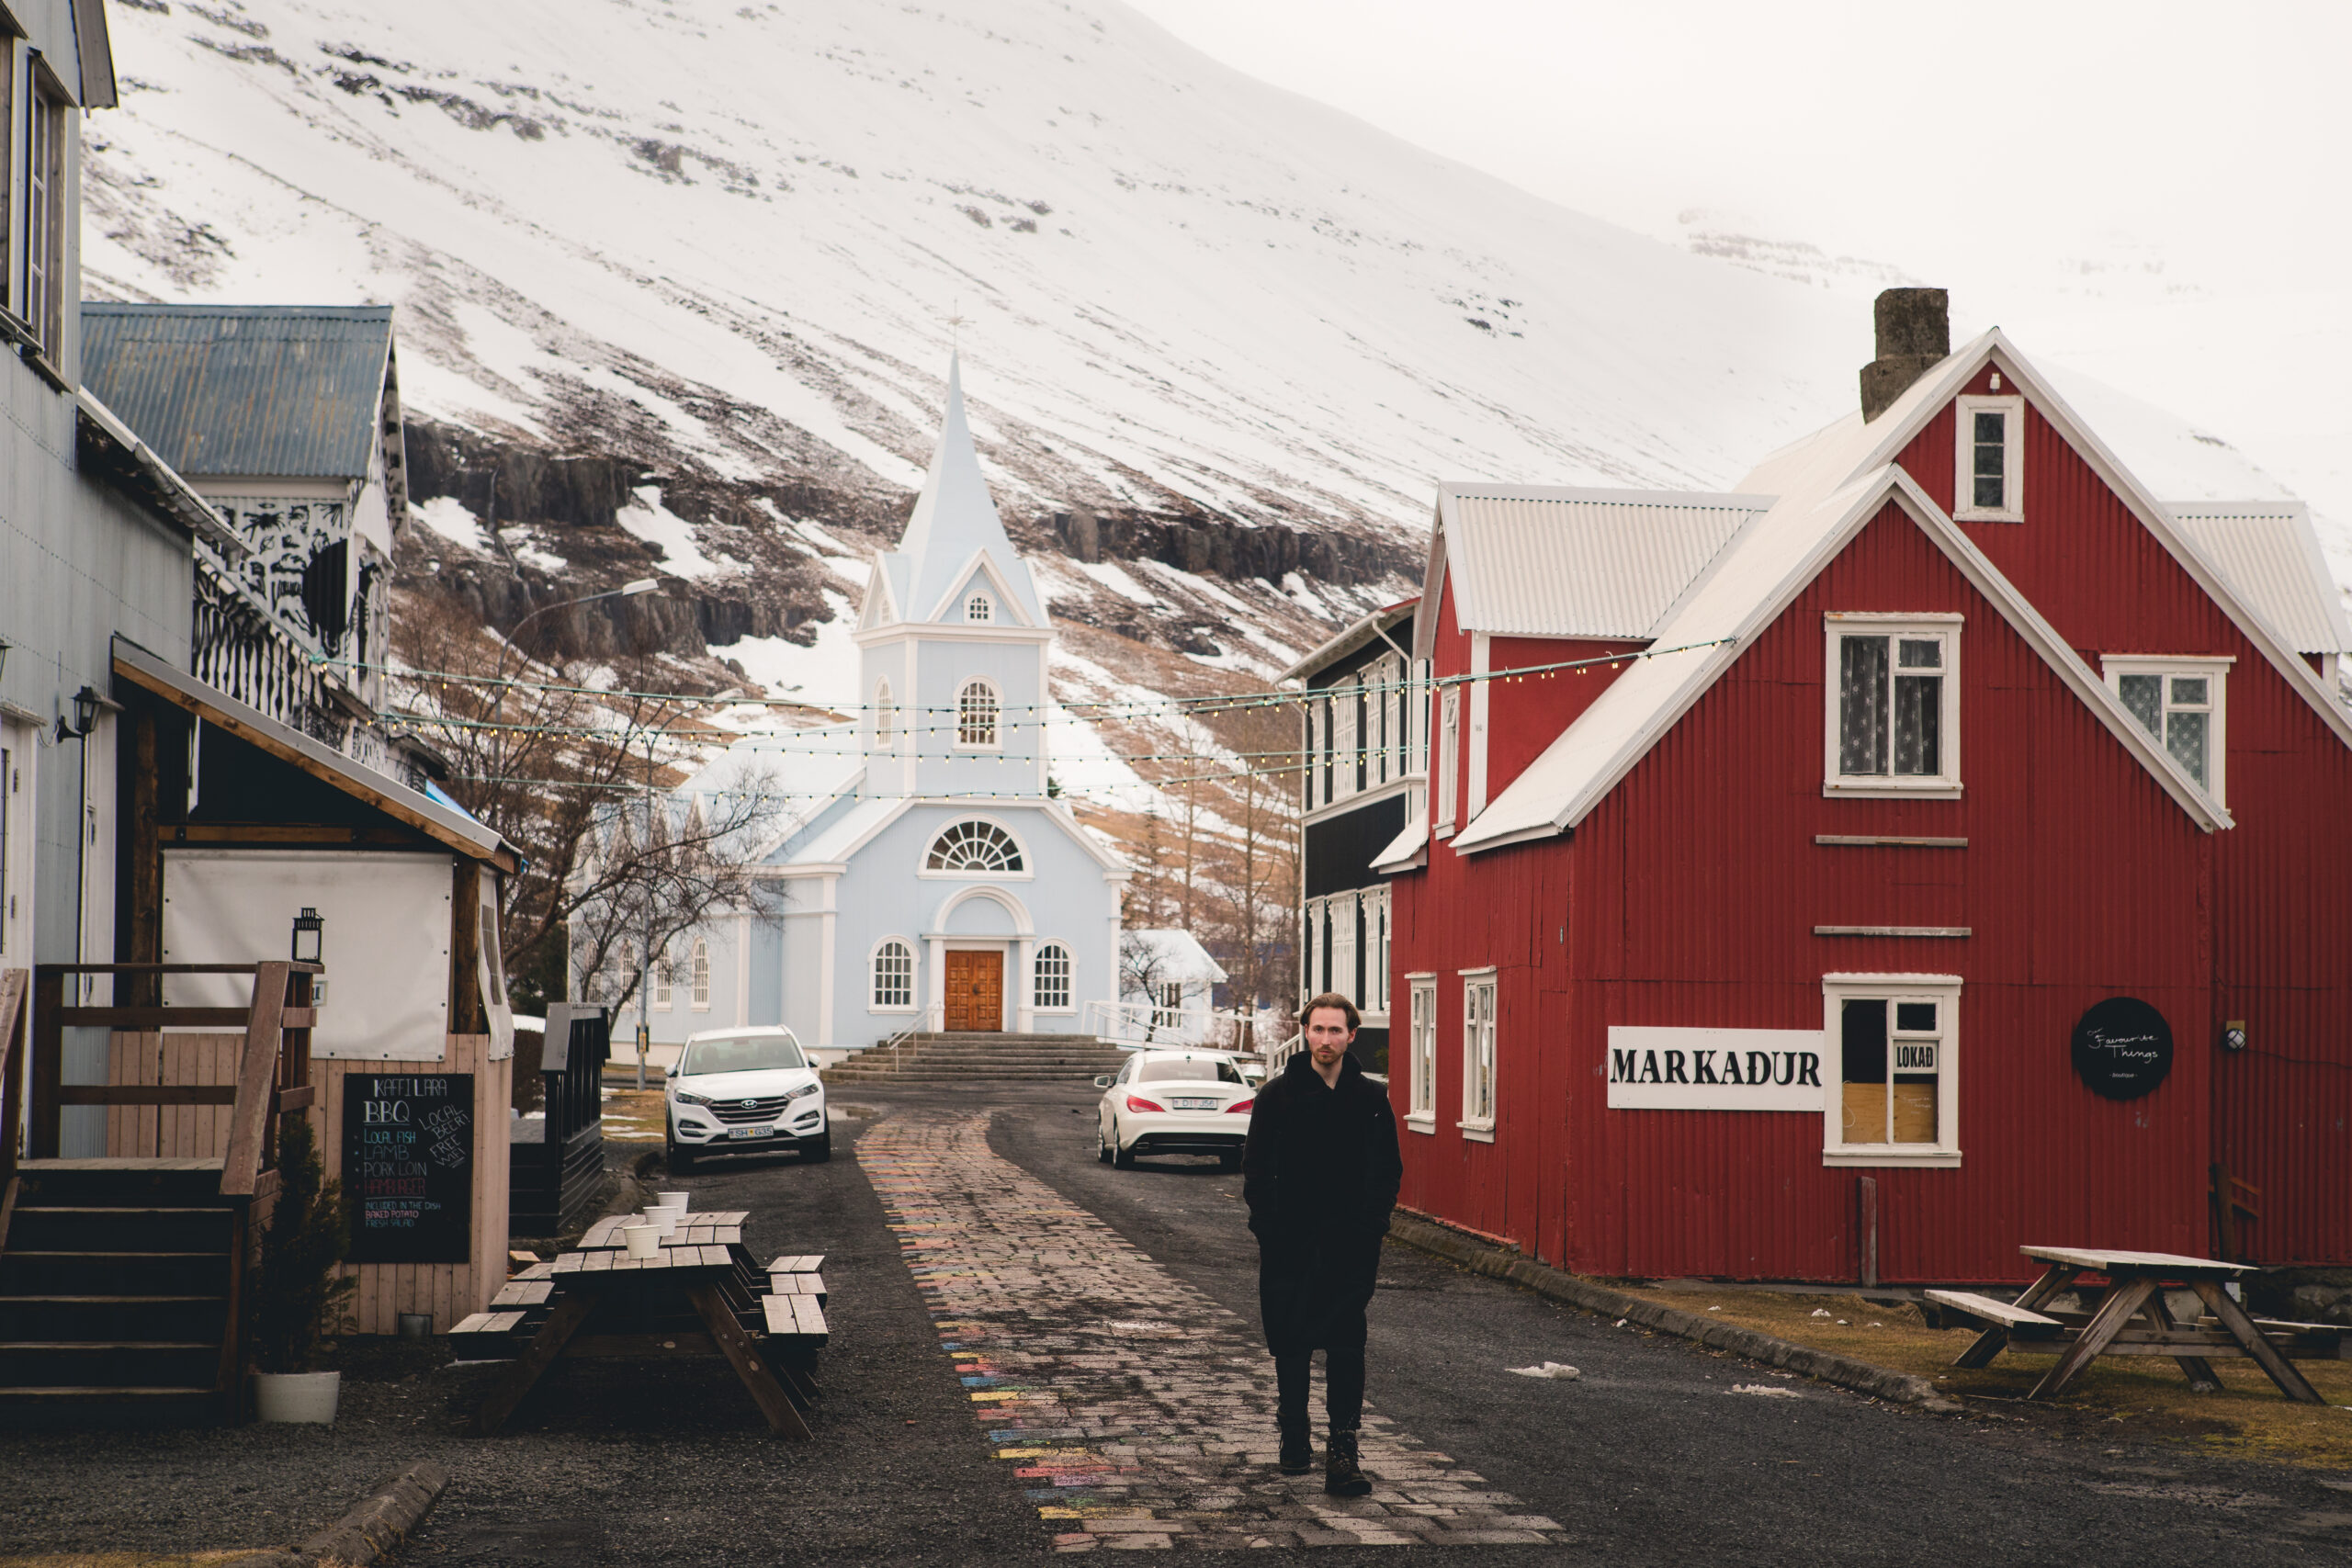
[822,1032,1139,1084]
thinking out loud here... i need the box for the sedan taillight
[1224,1099,1254,1114]
[1125,1094,1166,1114]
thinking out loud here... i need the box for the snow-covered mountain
[84,0,2307,699]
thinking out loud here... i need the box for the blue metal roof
[78,304,394,481]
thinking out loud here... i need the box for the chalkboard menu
[345,1074,475,1264]
[2071,998,2174,1100]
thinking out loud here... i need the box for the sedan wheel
[1114,1136,1137,1170]
[1097,1124,1113,1164]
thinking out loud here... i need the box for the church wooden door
[944,951,1003,1032]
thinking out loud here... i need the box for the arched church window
[957,680,1001,748]
[1034,942,1072,1010]
[966,592,993,623]
[925,819,1024,874]
[876,679,897,748]
[872,940,914,1009]
[690,939,711,1010]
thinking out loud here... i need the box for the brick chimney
[1859,288,1949,422]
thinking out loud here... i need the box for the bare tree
[1118,931,1174,1041]
[392,594,785,1012]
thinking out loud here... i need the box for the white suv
[665,1027,829,1170]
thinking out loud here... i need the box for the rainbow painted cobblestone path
[862,1108,1568,1551]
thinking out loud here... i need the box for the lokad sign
[1605,1028,1826,1111]
[345,1074,475,1263]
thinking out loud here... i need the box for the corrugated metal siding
[1439,485,1770,638]
[79,304,392,479]
[1915,390,2352,1266]
[1397,497,2217,1283]
[2167,504,2350,657]
[1482,636,1644,802]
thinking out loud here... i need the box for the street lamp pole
[495,577,660,690]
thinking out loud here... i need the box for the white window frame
[920,817,1030,877]
[689,937,712,1011]
[875,678,898,750]
[954,678,1002,750]
[1953,394,2025,523]
[1435,687,1461,834]
[2102,655,2232,807]
[966,592,994,623]
[871,937,918,1012]
[1032,941,1074,1012]
[1405,974,1437,1131]
[1332,676,1359,803]
[1824,614,1963,798]
[1458,967,1496,1141]
[1364,886,1390,1022]
[650,949,673,1010]
[1302,700,1320,811]
[1821,972,1962,1168]
[1331,890,1359,1009]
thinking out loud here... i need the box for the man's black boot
[1325,1427,1372,1497]
[1275,1355,1314,1474]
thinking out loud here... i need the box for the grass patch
[1619,1285,2352,1469]
[0,1556,284,1567]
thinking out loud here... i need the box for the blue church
[626,361,1130,1052]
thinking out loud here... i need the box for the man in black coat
[1240,992,1404,1496]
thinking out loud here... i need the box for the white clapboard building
[597,360,1129,1053]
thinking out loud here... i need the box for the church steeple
[867,356,1045,629]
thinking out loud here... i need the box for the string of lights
[323,637,1732,725]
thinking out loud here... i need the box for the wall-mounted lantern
[57,684,104,742]
[2221,1020,2247,1054]
[291,906,324,964]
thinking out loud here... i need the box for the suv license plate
[729,1126,770,1140]
[1170,1098,1217,1111]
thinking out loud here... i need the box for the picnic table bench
[1926,1244,2346,1404]
[447,1217,829,1437]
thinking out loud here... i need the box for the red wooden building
[1376,290,2352,1284]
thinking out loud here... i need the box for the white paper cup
[623,1224,661,1259]
[657,1191,690,1213]
[642,1207,678,1237]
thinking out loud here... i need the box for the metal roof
[78,304,394,480]
[1435,485,1775,639]
[1278,598,1419,685]
[2166,502,2351,657]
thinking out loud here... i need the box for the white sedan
[665,1026,829,1169]
[1094,1049,1255,1170]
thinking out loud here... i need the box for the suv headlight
[783,1082,820,1101]
[674,1089,716,1108]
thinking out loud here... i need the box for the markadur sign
[1605,1027,1826,1111]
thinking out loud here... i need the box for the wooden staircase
[0,961,316,1427]
[0,1161,243,1425]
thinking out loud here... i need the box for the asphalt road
[6,1085,2347,1565]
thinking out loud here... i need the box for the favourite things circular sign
[2071,997,2175,1100]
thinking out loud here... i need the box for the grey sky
[1124,0,2350,539]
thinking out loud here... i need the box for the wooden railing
[26,961,320,1193]
[0,969,27,1190]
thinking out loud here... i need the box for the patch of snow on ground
[500,531,568,573]
[616,487,724,580]
[411,496,492,553]
[1071,559,1162,606]
[722,591,866,705]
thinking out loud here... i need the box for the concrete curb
[1385,1213,1962,1412]
[243,1459,450,1567]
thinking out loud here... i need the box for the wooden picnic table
[449,1225,827,1438]
[577,1211,750,1250]
[1926,1245,2342,1404]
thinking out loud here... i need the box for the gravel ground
[6,1087,2351,1566]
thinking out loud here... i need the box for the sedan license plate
[728,1126,771,1140]
[1169,1097,1219,1111]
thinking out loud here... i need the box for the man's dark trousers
[1240,1050,1403,1442]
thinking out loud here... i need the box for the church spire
[876,355,1043,626]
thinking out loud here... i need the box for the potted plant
[248,1113,357,1423]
